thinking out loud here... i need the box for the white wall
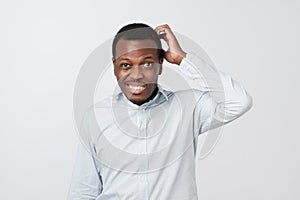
[0,0,299,199]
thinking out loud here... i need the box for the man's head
[112,23,164,106]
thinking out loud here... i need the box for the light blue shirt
[68,53,253,200]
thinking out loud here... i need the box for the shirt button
[140,175,144,180]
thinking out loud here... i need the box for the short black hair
[112,23,164,60]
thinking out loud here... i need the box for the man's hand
[155,24,187,65]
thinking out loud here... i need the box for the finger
[158,31,166,39]
[155,27,170,36]
[156,27,174,44]
[154,24,171,35]
[154,24,168,31]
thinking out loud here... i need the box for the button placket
[137,107,149,200]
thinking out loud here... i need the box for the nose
[129,65,144,80]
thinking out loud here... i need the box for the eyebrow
[143,56,154,59]
[118,58,130,61]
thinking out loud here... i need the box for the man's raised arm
[155,24,253,134]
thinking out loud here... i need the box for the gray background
[1,0,299,199]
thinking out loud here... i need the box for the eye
[143,62,153,68]
[120,63,130,68]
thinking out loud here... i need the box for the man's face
[113,38,163,106]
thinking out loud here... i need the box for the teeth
[129,85,143,90]
[128,85,146,94]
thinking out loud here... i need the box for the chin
[129,97,147,106]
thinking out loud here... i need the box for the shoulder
[82,96,114,120]
[166,89,210,110]
[94,96,114,109]
[173,89,209,101]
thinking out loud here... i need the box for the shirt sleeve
[67,142,103,200]
[179,53,253,135]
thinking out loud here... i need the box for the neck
[145,86,159,103]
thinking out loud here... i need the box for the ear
[158,58,163,75]
[112,58,117,76]
[159,57,164,64]
[159,65,162,75]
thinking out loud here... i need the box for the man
[68,23,253,200]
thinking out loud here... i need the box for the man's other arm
[67,143,103,200]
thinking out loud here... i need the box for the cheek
[149,67,161,79]
[145,72,159,82]
[114,68,125,81]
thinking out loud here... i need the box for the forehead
[115,38,159,59]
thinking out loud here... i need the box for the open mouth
[127,84,146,95]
